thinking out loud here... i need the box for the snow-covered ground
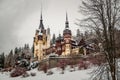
[0,67,96,80]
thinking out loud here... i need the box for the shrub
[78,60,88,70]
[47,70,53,75]
[10,67,26,77]
[59,60,67,71]
[90,57,101,66]
[22,73,29,78]
[41,63,48,73]
[30,72,36,76]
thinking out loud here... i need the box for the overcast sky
[0,0,84,54]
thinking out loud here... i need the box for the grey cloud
[0,0,81,54]
[0,0,49,54]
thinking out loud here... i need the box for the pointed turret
[63,12,71,36]
[65,12,69,28]
[39,11,44,30]
[50,34,56,46]
[47,27,50,35]
[56,33,62,41]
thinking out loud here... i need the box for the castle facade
[33,13,87,61]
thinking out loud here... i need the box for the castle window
[43,41,45,45]
[36,42,38,45]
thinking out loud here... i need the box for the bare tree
[76,0,120,80]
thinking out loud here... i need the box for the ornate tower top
[63,12,71,36]
[39,11,44,30]
[65,12,69,28]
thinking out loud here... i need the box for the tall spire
[40,3,43,21]
[39,4,44,30]
[40,11,43,21]
[65,12,69,28]
[66,12,68,22]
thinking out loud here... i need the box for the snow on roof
[39,32,43,35]
[46,52,58,58]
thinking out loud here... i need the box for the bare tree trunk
[77,0,120,79]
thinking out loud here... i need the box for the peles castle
[33,12,93,61]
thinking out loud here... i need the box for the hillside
[0,67,96,80]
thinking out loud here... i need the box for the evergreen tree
[76,29,80,37]
[31,44,34,58]
[26,44,29,49]
[84,31,89,39]
[31,44,34,53]
[0,52,5,68]
[18,47,22,53]
[24,44,27,49]
[5,50,15,67]
[14,47,18,54]
[52,34,56,44]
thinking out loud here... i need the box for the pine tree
[31,44,34,58]
[26,44,29,49]
[0,52,5,68]
[76,29,80,37]
[14,47,18,54]
[52,34,56,44]
[18,47,22,52]
[5,50,15,68]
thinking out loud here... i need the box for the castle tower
[46,27,51,48]
[33,12,48,61]
[62,12,72,56]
